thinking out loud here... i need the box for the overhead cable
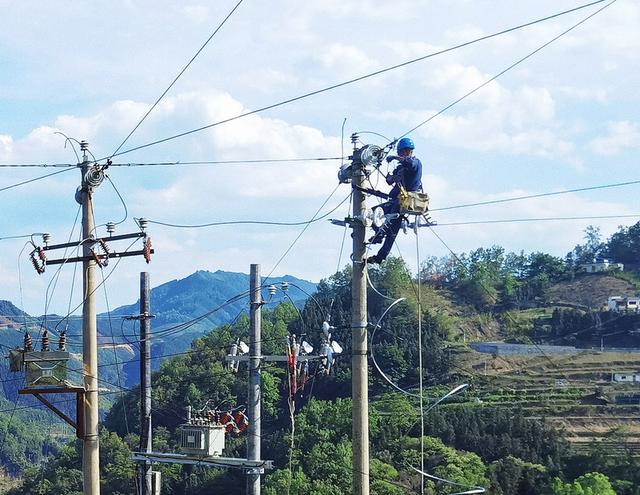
[104,0,608,159]
[396,0,616,141]
[146,191,350,229]
[435,213,640,227]
[433,177,640,212]
[0,157,342,168]
[0,167,75,194]
[110,0,246,157]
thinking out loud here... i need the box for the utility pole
[247,264,262,495]
[350,138,369,495]
[81,141,100,495]
[16,141,154,495]
[139,272,153,495]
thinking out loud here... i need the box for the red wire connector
[30,248,46,274]
[143,237,152,264]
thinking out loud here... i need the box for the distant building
[470,342,578,355]
[607,296,640,313]
[612,373,640,383]
[580,258,624,273]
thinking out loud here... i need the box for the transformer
[179,424,226,456]
[10,350,70,387]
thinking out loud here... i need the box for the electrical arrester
[143,237,153,264]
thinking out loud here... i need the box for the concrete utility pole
[139,272,153,495]
[350,143,370,495]
[247,264,262,495]
[80,142,100,495]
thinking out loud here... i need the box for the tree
[551,472,617,495]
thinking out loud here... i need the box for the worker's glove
[386,155,399,163]
[385,174,395,185]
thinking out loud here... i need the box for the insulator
[37,247,47,262]
[24,332,33,351]
[41,329,49,352]
[143,237,152,264]
[267,285,277,297]
[42,233,51,245]
[351,133,359,145]
[30,250,45,275]
[138,218,149,232]
[58,331,67,351]
[83,166,105,188]
[80,140,89,152]
[280,281,289,293]
[98,239,111,254]
[106,222,116,235]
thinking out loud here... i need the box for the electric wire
[104,0,608,159]
[51,237,142,335]
[415,231,425,495]
[265,183,343,281]
[38,205,82,340]
[336,118,352,275]
[0,156,342,168]
[411,466,485,494]
[145,190,349,229]
[109,0,246,158]
[424,225,615,440]
[105,175,128,226]
[369,298,413,397]
[432,178,640,212]
[100,267,132,440]
[0,167,75,194]
[434,213,640,227]
[396,0,616,142]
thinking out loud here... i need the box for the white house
[613,373,640,383]
[581,258,624,273]
[607,296,640,313]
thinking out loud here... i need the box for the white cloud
[590,121,640,155]
[318,44,378,76]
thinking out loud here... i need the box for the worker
[367,137,422,264]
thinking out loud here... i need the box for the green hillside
[5,222,640,494]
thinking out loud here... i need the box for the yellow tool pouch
[398,186,430,214]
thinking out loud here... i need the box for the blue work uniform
[369,156,423,262]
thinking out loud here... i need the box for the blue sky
[1,0,638,314]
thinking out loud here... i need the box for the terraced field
[460,348,640,454]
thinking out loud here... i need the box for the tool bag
[399,186,430,214]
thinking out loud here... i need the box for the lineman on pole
[367,137,423,264]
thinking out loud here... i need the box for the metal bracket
[19,386,86,439]
[132,452,274,470]
[225,355,324,363]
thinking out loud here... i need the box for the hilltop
[544,273,638,309]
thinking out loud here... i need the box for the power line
[0,163,75,168]
[109,0,246,158]
[105,157,343,167]
[434,213,640,227]
[396,0,616,141]
[146,191,350,229]
[0,157,342,168]
[433,178,640,212]
[0,168,75,194]
[104,0,607,159]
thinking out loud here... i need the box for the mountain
[0,270,316,389]
[109,269,316,333]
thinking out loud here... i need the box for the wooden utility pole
[80,141,100,495]
[350,142,369,495]
[247,264,262,495]
[139,272,153,495]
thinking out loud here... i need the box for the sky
[0,0,638,315]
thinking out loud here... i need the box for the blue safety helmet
[397,137,415,152]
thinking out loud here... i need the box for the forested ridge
[4,222,640,494]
